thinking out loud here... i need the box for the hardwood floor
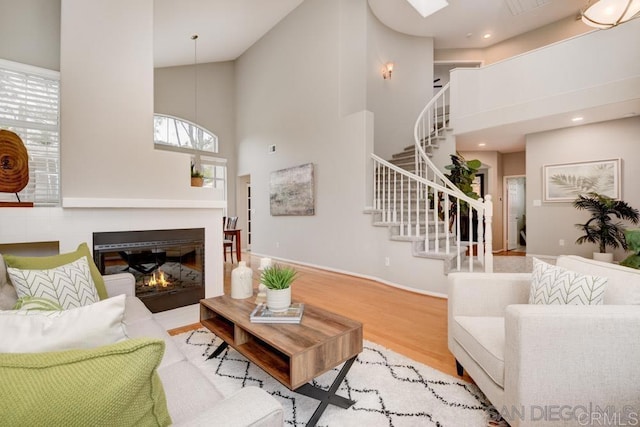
[169,252,472,382]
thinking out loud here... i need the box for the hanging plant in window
[190,162,204,187]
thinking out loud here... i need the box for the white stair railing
[371,82,493,272]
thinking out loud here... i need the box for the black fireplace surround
[93,228,205,313]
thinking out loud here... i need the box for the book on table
[250,303,305,324]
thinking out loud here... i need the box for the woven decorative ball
[0,130,29,193]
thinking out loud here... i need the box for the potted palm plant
[573,192,640,262]
[260,264,297,312]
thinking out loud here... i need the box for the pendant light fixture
[191,34,199,124]
[581,0,640,29]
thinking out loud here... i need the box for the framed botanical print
[543,159,620,202]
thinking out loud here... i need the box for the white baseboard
[250,252,448,300]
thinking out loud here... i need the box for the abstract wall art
[270,163,315,216]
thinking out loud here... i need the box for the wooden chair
[223,216,238,263]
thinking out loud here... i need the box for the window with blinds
[0,60,60,206]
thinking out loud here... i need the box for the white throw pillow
[7,257,99,309]
[529,258,608,305]
[0,294,128,353]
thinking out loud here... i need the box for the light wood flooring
[169,252,475,381]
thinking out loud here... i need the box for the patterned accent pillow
[7,257,100,309]
[529,258,608,305]
[3,243,108,300]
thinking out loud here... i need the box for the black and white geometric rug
[172,328,505,427]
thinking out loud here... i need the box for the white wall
[434,15,590,66]
[483,15,591,65]
[526,117,640,260]
[235,0,373,271]
[60,0,222,203]
[366,8,433,160]
[0,0,60,70]
[155,62,237,213]
[450,19,640,136]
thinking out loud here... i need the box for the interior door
[505,176,526,251]
[507,179,519,250]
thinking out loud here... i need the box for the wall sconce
[382,62,394,80]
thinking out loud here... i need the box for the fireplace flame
[148,270,170,288]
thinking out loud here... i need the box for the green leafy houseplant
[440,153,482,236]
[260,264,297,290]
[190,162,204,179]
[190,162,204,187]
[573,192,640,253]
[620,229,640,269]
[444,153,482,201]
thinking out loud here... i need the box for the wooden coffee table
[200,295,363,427]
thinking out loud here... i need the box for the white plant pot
[266,287,291,312]
[593,252,614,263]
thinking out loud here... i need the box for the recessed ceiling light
[483,33,492,39]
[572,116,584,122]
[478,143,486,147]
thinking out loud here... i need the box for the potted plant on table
[190,162,204,187]
[261,264,297,312]
[573,192,640,262]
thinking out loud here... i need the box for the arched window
[153,114,226,196]
[153,114,218,154]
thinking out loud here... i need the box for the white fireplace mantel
[62,198,227,209]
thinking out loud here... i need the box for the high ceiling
[154,0,633,154]
[368,0,585,49]
[154,0,304,67]
[154,0,586,67]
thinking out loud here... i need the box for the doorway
[237,175,251,251]
[504,175,526,252]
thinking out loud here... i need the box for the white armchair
[448,256,640,427]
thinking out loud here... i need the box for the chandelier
[581,0,640,29]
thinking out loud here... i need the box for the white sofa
[0,266,284,426]
[448,255,640,427]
